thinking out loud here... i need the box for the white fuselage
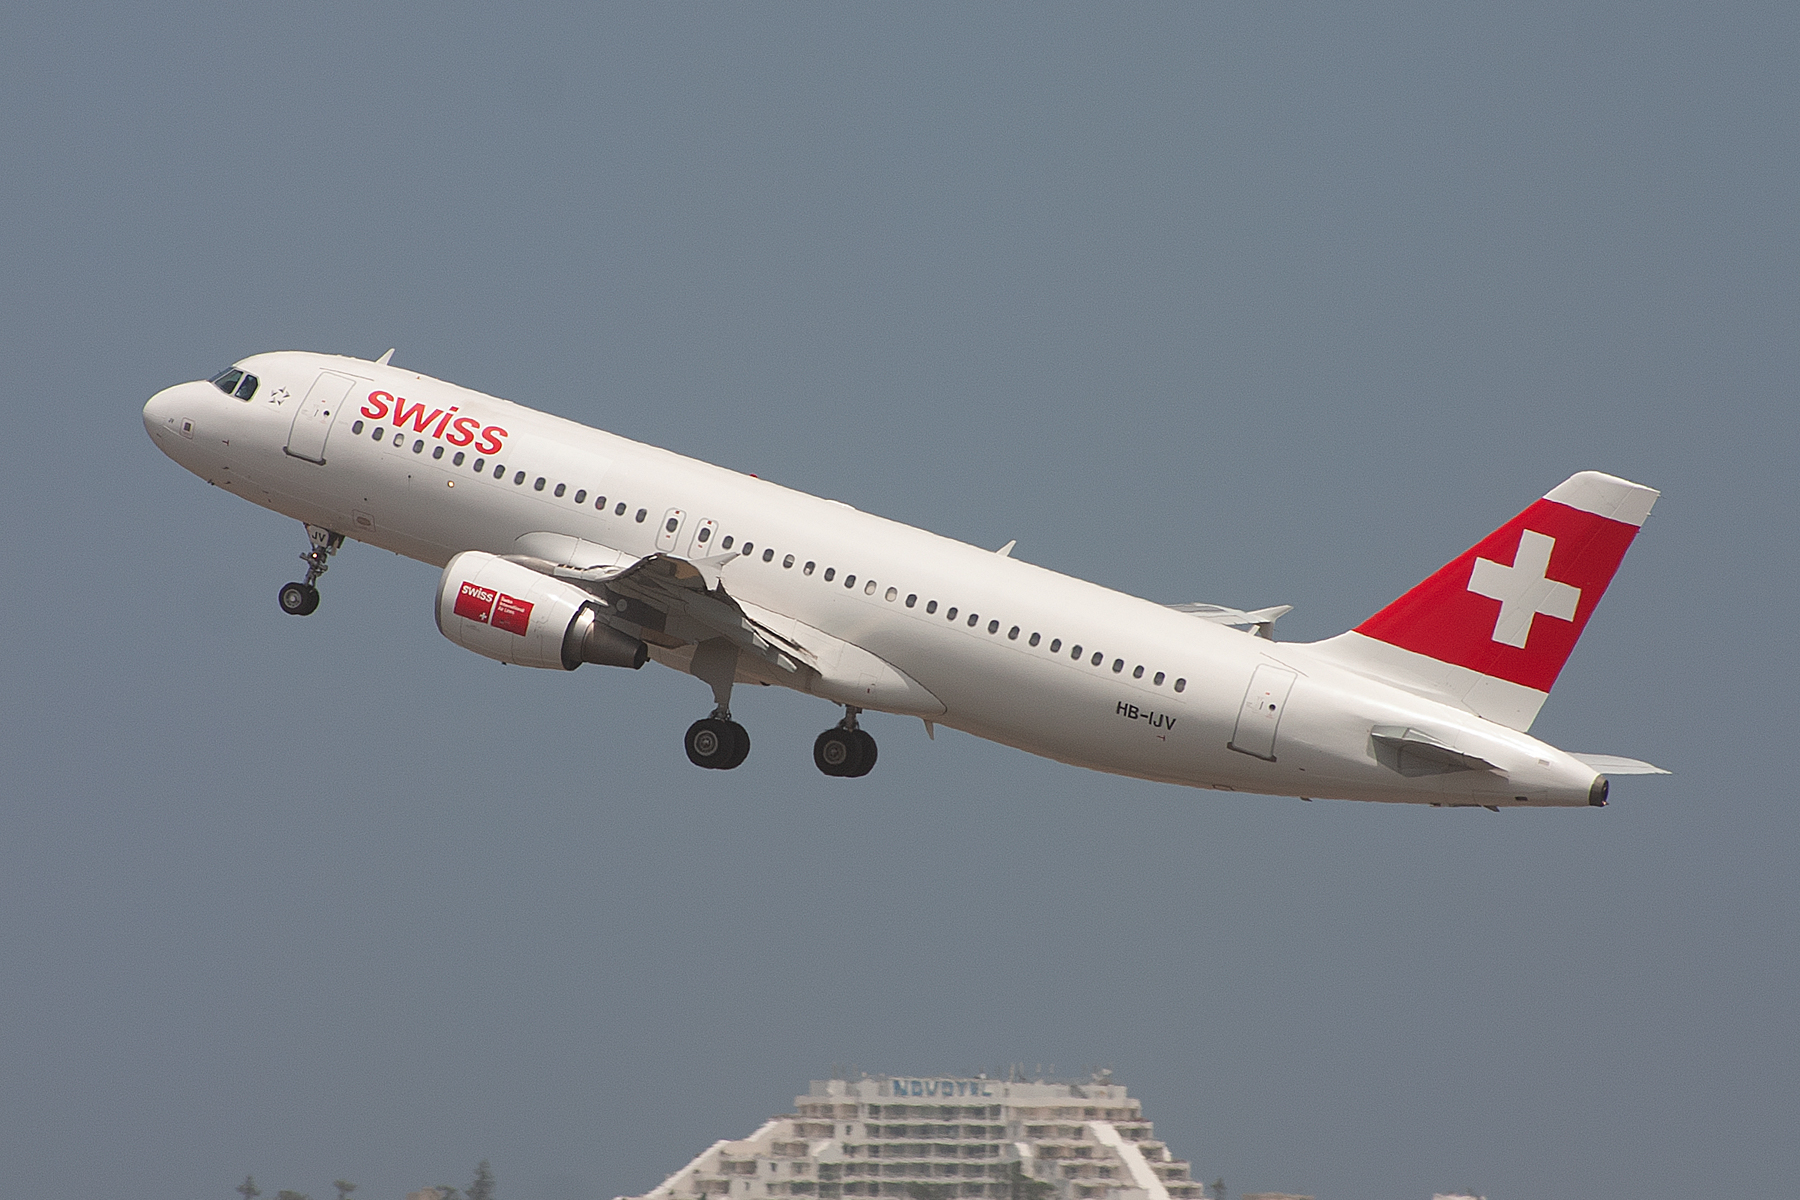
[144,351,1605,807]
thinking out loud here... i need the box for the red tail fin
[1354,471,1658,694]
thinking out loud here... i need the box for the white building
[618,1074,1207,1200]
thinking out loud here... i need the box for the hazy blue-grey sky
[2,6,1794,1199]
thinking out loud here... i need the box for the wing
[504,532,799,674]
[502,532,943,714]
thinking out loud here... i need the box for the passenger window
[1049,639,1061,652]
[697,527,712,544]
[555,483,566,497]
[783,555,795,569]
[905,594,917,607]
[885,587,897,602]
[234,374,259,400]
[723,536,735,550]
[614,502,627,516]
[988,620,1000,634]
[865,579,877,595]
[742,542,755,556]
[432,446,444,460]
[394,433,404,446]
[635,509,647,523]
[1153,672,1165,686]
[824,568,835,581]
[946,607,958,621]
[454,452,466,466]
[534,477,546,490]
[472,457,485,472]
[515,472,527,485]
[372,426,384,440]
[573,489,585,503]
[968,613,979,627]
[1071,644,1083,659]
[494,463,506,478]
[844,574,855,588]
[1111,658,1124,673]
[1174,678,1187,692]
[1028,632,1040,646]
[764,549,776,563]
[804,561,816,575]
[413,440,424,453]
[665,517,680,533]
[1007,626,1019,640]
[352,420,364,435]
[1132,665,1144,679]
[925,600,937,613]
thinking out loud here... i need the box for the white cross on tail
[1467,529,1581,648]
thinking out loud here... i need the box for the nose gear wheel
[278,524,343,617]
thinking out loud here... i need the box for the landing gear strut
[814,706,878,778]
[278,524,343,616]
[684,637,750,770]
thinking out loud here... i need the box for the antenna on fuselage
[375,348,396,366]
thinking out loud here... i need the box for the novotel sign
[887,1079,995,1098]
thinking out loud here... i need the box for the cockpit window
[208,367,258,400]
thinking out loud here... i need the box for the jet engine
[436,551,648,671]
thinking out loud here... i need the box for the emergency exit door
[284,371,355,464]
[1228,664,1298,761]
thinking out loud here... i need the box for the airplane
[143,350,1667,807]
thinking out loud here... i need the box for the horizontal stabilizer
[1169,602,1292,627]
[1370,725,1498,775]
[1569,753,1670,776]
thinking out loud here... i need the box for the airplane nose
[143,380,211,449]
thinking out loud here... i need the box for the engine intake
[436,551,647,671]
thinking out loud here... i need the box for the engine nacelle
[436,551,648,671]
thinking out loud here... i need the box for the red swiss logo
[452,580,533,636]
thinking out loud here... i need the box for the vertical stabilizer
[1311,471,1658,730]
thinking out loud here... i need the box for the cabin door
[284,371,355,464]
[1228,665,1298,761]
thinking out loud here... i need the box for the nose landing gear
[278,524,343,616]
[814,706,877,778]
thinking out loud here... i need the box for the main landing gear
[814,706,878,778]
[278,524,343,616]
[676,638,879,777]
[685,712,751,771]
[684,637,751,770]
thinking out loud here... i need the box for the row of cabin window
[351,419,655,522]
[347,416,1189,692]
[796,564,1189,693]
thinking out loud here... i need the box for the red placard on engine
[491,592,534,636]
[454,581,497,624]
